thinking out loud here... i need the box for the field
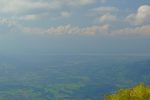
[0,54,149,100]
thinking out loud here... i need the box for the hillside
[105,84,150,100]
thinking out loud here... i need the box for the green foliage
[105,83,150,100]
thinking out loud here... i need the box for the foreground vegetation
[105,84,150,100]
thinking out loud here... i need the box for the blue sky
[0,0,150,55]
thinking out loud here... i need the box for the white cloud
[19,14,39,21]
[0,0,52,14]
[92,6,119,14]
[112,25,150,36]
[1,17,150,37]
[0,17,17,26]
[0,0,96,14]
[18,13,49,21]
[19,23,150,37]
[61,11,71,17]
[89,6,118,24]
[64,0,95,6]
[126,5,150,25]
[99,14,117,23]
[0,17,20,34]
[21,24,110,36]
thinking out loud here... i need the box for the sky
[0,0,150,55]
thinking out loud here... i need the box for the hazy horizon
[0,0,150,55]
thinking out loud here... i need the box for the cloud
[0,17,17,26]
[112,25,150,36]
[0,0,97,14]
[63,0,95,6]
[92,6,119,14]
[99,14,117,23]
[20,24,150,37]
[18,13,49,21]
[21,24,110,36]
[126,5,150,25]
[0,17,20,34]
[1,2,149,37]
[88,6,118,24]
[61,11,71,17]
[0,0,52,14]
[19,14,39,21]
[1,17,150,37]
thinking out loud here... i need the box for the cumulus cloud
[112,25,150,36]
[126,5,150,25]
[1,1,150,37]
[14,22,150,37]
[21,24,110,35]
[99,14,117,23]
[89,7,118,24]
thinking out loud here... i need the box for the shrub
[105,83,150,100]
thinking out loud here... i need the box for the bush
[105,83,150,100]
